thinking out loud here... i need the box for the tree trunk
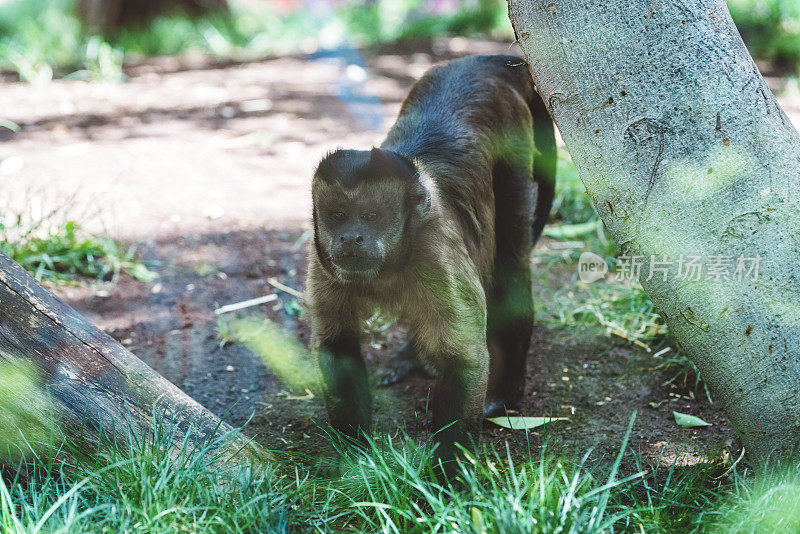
[79,0,229,32]
[0,252,262,463]
[508,0,800,463]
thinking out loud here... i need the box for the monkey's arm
[308,267,372,437]
[316,329,372,437]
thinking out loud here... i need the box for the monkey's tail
[529,91,557,245]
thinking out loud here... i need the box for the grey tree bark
[0,252,263,464]
[508,0,800,463]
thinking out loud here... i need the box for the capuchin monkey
[307,55,556,464]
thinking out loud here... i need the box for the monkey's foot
[379,351,433,386]
[482,399,521,419]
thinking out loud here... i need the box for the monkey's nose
[340,234,364,246]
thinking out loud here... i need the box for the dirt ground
[5,37,796,471]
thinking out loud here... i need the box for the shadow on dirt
[6,35,739,469]
[60,226,737,467]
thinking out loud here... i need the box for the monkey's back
[383,55,535,166]
[382,55,539,277]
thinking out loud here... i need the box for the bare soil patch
[1,37,756,470]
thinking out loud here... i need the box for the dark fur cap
[315,147,417,189]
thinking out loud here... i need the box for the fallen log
[0,251,263,464]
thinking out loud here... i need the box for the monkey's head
[312,147,430,281]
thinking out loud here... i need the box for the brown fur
[306,55,556,467]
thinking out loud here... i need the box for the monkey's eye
[331,212,347,222]
[362,212,380,222]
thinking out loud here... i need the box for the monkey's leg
[317,331,372,438]
[431,351,489,473]
[484,264,533,417]
[379,334,433,386]
[484,164,535,418]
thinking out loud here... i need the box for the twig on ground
[267,277,304,299]
[214,294,278,315]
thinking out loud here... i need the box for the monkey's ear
[368,147,416,180]
[315,149,345,182]
[415,185,432,218]
[369,147,429,217]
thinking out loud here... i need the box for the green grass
[540,279,666,346]
[550,148,601,227]
[3,399,794,533]
[628,450,734,533]
[0,358,773,533]
[0,200,156,284]
[316,419,644,533]
[540,151,653,343]
[0,417,298,532]
[655,350,712,403]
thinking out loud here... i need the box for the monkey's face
[315,186,406,277]
[312,148,428,281]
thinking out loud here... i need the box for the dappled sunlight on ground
[0,37,747,465]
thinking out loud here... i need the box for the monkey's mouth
[331,254,381,279]
[334,268,379,282]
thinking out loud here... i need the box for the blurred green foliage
[221,317,318,394]
[551,148,599,226]
[340,0,509,45]
[2,0,799,82]
[2,0,800,82]
[729,0,800,71]
[712,463,800,532]
[0,0,83,82]
[0,361,61,463]
[0,0,511,82]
